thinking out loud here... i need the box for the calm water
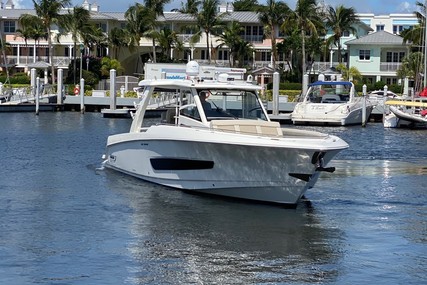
[0,112,426,285]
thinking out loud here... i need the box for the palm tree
[173,0,200,14]
[233,0,260,11]
[109,27,130,60]
[325,4,360,63]
[258,0,290,70]
[61,6,92,84]
[397,52,424,92]
[32,0,72,84]
[401,2,426,51]
[155,27,183,61]
[193,0,227,64]
[217,21,247,67]
[143,0,171,63]
[125,3,147,50]
[283,0,324,75]
[16,14,47,66]
[234,40,254,68]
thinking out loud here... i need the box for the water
[0,112,425,284]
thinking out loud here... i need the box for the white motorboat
[103,62,348,206]
[291,81,374,126]
[384,98,427,128]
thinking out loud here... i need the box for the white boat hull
[388,106,427,128]
[104,125,345,205]
[292,100,373,126]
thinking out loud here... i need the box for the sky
[11,0,421,15]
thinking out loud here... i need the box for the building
[0,0,420,85]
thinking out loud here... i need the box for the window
[342,31,350,37]
[4,21,15,33]
[201,49,207,60]
[97,23,107,33]
[218,50,228,60]
[386,51,405,62]
[376,25,384,31]
[393,25,413,35]
[261,51,271,62]
[359,50,370,61]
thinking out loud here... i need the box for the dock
[0,93,385,123]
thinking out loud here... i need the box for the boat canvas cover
[385,100,427,108]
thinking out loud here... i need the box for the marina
[0,112,425,284]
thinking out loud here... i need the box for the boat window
[307,84,351,103]
[180,104,201,121]
[198,89,267,121]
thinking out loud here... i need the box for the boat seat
[321,94,341,103]
[211,120,283,136]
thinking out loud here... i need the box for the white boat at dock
[291,81,374,126]
[383,98,427,128]
[102,62,349,206]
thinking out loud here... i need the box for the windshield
[307,84,352,103]
[197,89,267,121]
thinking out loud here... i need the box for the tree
[16,14,47,65]
[61,6,92,84]
[143,0,171,63]
[234,40,254,68]
[193,0,227,64]
[32,0,72,84]
[401,1,426,51]
[155,27,183,62]
[174,0,201,14]
[100,57,124,78]
[125,3,147,51]
[397,52,424,92]
[217,21,243,66]
[325,4,360,63]
[283,0,324,75]
[217,21,253,67]
[336,63,362,83]
[109,27,130,60]
[258,0,290,70]
[233,0,260,11]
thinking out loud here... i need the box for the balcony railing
[380,62,402,72]
[3,56,71,68]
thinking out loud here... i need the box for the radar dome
[186,61,200,76]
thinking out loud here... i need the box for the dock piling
[80,78,85,114]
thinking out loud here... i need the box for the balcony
[380,62,402,72]
[2,56,71,68]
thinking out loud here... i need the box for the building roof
[27,61,51,69]
[158,11,261,24]
[345,30,406,46]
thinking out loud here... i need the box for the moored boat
[384,98,427,128]
[291,81,374,126]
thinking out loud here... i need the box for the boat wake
[327,159,427,177]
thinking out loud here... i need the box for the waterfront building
[0,0,419,85]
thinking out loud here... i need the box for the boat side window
[308,88,322,103]
[180,104,202,121]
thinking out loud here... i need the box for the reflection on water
[104,170,343,284]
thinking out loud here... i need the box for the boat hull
[104,126,346,205]
[388,106,427,128]
[291,100,373,126]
